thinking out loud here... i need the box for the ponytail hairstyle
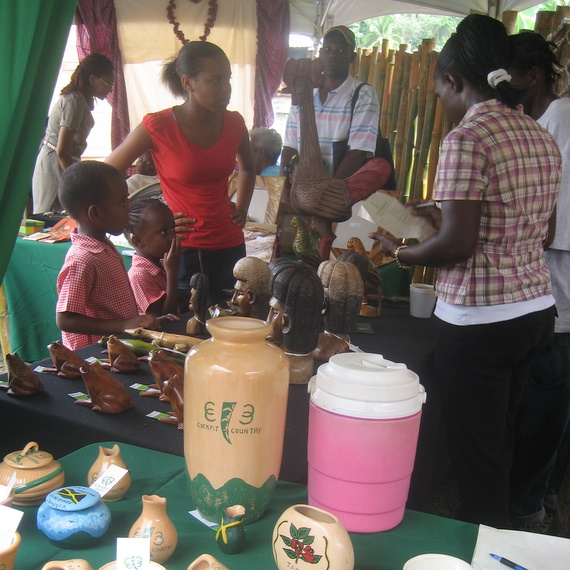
[510,32,562,85]
[160,41,227,99]
[60,53,114,96]
[435,14,520,109]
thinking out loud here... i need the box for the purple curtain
[254,0,290,127]
[75,0,129,149]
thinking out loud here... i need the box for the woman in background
[106,41,255,309]
[370,14,560,528]
[32,53,114,213]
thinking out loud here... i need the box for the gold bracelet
[394,245,411,269]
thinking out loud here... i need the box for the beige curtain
[114,0,257,128]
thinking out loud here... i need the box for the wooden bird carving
[282,57,393,261]
[5,353,44,396]
[342,237,382,317]
[291,215,321,271]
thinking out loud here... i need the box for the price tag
[69,392,90,402]
[116,537,150,570]
[89,464,129,498]
[0,505,23,551]
[146,411,171,421]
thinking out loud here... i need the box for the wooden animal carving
[79,361,133,414]
[106,336,140,373]
[147,350,184,401]
[161,372,184,430]
[282,57,393,261]
[5,353,44,396]
[47,340,85,379]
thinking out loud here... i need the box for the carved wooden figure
[105,336,140,373]
[187,272,209,335]
[147,349,184,402]
[312,260,363,362]
[282,57,392,261]
[230,256,271,319]
[47,340,85,379]
[79,361,133,414]
[6,353,44,396]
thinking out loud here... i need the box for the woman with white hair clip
[370,14,561,528]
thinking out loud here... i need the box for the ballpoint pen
[490,553,530,570]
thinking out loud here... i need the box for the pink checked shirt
[433,100,561,307]
[128,254,167,315]
[56,230,138,349]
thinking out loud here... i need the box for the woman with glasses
[32,53,115,213]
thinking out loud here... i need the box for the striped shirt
[284,76,379,176]
[433,99,561,307]
[56,230,138,349]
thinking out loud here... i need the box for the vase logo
[200,401,260,444]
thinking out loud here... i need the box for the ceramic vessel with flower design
[272,504,354,570]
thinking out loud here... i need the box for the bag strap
[349,82,368,124]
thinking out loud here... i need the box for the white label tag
[89,464,128,498]
[189,509,218,529]
[0,505,23,551]
[116,537,150,570]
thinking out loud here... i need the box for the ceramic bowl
[99,562,165,570]
[37,486,111,548]
[0,442,65,506]
[403,553,472,569]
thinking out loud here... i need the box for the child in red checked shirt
[56,161,159,350]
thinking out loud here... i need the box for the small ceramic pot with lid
[0,441,65,506]
[37,486,111,548]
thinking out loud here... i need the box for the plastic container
[307,353,426,533]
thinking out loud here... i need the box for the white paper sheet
[358,192,437,242]
[471,524,570,570]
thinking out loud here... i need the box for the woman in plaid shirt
[370,14,561,528]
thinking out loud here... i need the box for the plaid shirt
[434,100,561,306]
[128,254,167,314]
[57,231,138,349]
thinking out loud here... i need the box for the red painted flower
[302,546,315,563]
[291,538,303,556]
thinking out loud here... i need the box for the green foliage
[515,1,569,33]
[350,14,461,51]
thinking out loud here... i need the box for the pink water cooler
[307,353,426,533]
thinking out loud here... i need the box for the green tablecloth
[13,442,478,569]
[3,237,133,363]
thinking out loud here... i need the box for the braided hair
[435,14,520,109]
[126,196,170,242]
[510,32,562,86]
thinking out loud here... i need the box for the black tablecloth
[0,304,443,508]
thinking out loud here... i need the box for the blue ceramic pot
[37,485,111,548]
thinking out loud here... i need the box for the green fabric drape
[0,0,77,283]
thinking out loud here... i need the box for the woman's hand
[368,232,401,257]
[229,203,248,228]
[407,200,442,230]
[173,211,196,238]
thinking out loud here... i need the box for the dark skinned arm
[544,205,557,250]
[333,149,369,179]
[56,311,160,336]
[370,200,483,268]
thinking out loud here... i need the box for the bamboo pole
[367,46,381,91]
[379,49,395,137]
[426,99,444,200]
[399,50,420,198]
[387,44,408,148]
[0,283,12,363]
[375,39,390,118]
[409,39,436,201]
[499,11,518,35]
[394,52,412,179]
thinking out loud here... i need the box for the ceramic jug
[186,554,229,570]
[184,316,289,524]
[272,504,354,570]
[41,560,94,570]
[215,504,246,554]
[128,494,178,564]
[87,444,131,502]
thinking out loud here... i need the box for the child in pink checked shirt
[56,161,159,350]
[127,197,182,318]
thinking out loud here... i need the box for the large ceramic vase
[184,316,289,524]
[272,504,354,570]
[87,444,131,502]
[128,495,178,564]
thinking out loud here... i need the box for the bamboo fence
[349,6,570,207]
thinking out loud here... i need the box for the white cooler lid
[309,353,427,419]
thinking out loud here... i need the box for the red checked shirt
[56,230,138,350]
[128,254,167,315]
[433,99,561,307]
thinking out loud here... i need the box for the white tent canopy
[290,0,546,37]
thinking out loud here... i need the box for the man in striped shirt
[281,26,379,185]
